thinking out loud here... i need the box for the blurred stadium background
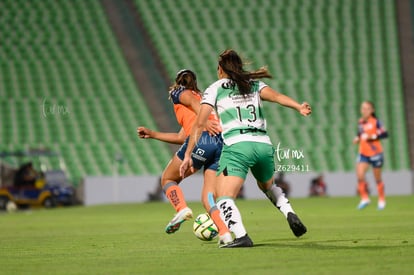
[0,0,413,204]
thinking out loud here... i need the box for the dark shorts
[176,131,223,171]
[357,153,384,168]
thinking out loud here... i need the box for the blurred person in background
[14,162,38,188]
[353,101,388,210]
[309,174,327,197]
[147,176,163,202]
[274,172,290,198]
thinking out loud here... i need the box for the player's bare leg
[356,162,370,209]
[162,155,196,234]
[373,167,385,210]
[202,169,232,243]
[216,174,253,248]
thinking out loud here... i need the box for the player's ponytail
[218,49,272,96]
[169,69,200,95]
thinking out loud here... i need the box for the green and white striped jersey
[202,78,272,146]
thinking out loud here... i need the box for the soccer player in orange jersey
[353,101,388,210]
[137,69,227,235]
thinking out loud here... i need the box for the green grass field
[0,196,413,275]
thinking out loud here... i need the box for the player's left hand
[179,155,194,178]
[299,102,312,116]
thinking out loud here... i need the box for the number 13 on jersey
[236,104,257,122]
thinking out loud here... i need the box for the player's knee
[160,175,178,187]
[357,175,365,182]
[160,173,168,187]
[256,177,273,191]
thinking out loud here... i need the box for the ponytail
[218,49,272,96]
[169,69,200,94]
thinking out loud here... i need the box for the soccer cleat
[287,212,307,237]
[219,234,253,248]
[357,199,371,210]
[377,200,386,210]
[165,207,193,234]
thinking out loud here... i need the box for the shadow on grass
[254,238,413,250]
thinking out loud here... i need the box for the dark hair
[364,100,376,118]
[218,49,272,96]
[169,69,200,93]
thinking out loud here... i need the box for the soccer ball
[6,201,17,213]
[193,213,219,241]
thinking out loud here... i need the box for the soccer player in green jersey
[180,49,312,248]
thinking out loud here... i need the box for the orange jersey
[357,116,387,156]
[174,97,198,136]
[171,87,220,136]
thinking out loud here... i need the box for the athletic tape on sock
[207,192,215,209]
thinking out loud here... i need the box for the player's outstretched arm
[260,86,311,116]
[137,126,186,145]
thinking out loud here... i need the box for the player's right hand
[205,120,221,136]
[137,126,152,139]
[179,155,194,178]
